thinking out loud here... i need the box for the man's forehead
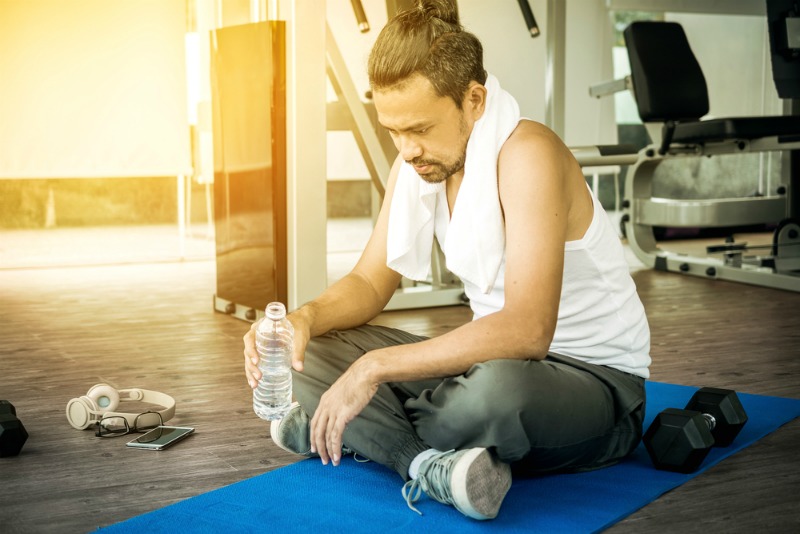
[373,75,452,129]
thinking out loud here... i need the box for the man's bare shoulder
[511,118,553,137]
[499,120,568,169]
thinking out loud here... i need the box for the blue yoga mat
[102,382,800,533]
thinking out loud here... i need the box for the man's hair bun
[417,0,460,27]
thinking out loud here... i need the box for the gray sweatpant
[292,324,646,481]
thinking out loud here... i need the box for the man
[243,0,650,521]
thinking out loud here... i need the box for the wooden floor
[0,233,798,532]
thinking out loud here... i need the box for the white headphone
[66,384,176,430]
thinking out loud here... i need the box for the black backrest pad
[624,21,710,122]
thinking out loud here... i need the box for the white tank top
[433,188,651,378]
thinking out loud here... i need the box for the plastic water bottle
[253,302,294,421]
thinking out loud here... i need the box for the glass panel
[211,21,287,310]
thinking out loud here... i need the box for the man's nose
[398,136,422,161]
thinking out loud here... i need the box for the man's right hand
[243,312,310,389]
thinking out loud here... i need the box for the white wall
[563,1,618,145]
[459,0,547,122]
[669,13,781,118]
[465,0,617,146]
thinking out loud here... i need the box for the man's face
[373,74,473,184]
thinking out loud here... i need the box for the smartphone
[126,425,195,450]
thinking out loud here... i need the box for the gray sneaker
[269,401,356,459]
[269,402,315,456]
[402,447,512,520]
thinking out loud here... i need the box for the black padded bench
[624,21,800,154]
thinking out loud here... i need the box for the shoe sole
[269,401,316,456]
[450,448,512,520]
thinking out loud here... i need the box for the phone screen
[126,426,194,450]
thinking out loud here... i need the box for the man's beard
[409,153,465,184]
[408,114,470,183]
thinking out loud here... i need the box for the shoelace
[351,450,370,463]
[402,449,458,515]
[336,446,370,463]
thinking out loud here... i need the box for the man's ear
[465,81,487,120]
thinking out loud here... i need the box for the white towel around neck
[386,74,521,294]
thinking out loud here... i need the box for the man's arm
[288,154,406,343]
[309,121,591,464]
[242,156,404,383]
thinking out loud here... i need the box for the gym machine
[593,4,800,292]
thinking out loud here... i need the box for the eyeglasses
[95,411,163,438]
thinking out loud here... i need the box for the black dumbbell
[643,387,748,473]
[0,400,29,457]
